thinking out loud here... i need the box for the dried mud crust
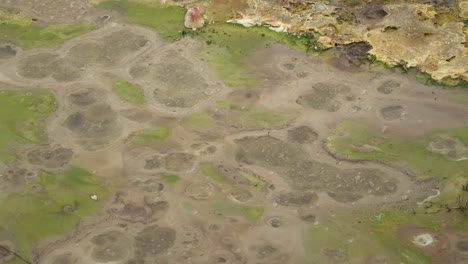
[296,82,353,112]
[129,50,217,109]
[26,146,73,169]
[64,103,122,150]
[15,29,149,82]
[235,135,399,203]
[0,0,89,24]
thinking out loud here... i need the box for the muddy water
[0,3,467,264]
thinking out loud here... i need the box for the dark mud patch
[322,247,349,262]
[91,230,131,263]
[144,155,164,170]
[110,192,169,223]
[27,147,73,169]
[0,44,17,59]
[376,80,401,95]
[134,225,176,256]
[164,152,196,172]
[2,166,36,186]
[130,50,214,108]
[67,30,148,67]
[274,191,318,207]
[287,126,318,143]
[297,82,352,112]
[68,86,105,106]
[380,105,405,120]
[236,135,398,203]
[17,53,81,81]
[338,42,372,66]
[64,103,122,150]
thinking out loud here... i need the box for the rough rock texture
[228,0,467,82]
[184,5,205,29]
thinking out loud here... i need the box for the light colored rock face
[229,0,467,82]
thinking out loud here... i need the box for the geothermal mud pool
[0,1,467,264]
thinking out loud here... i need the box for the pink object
[184,5,205,30]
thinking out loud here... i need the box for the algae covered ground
[0,1,467,264]
[0,91,55,161]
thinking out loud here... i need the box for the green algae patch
[0,9,95,49]
[327,121,468,180]
[0,90,55,161]
[239,205,264,220]
[303,210,432,264]
[111,78,146,105]
[201,163,226,184]
[193,23,319,88]
[132,126,171,145]
[181,112,213,132]
[96,0,186,41]
[240,108,289,127]
[216,100,232,109]
[212,202,264,221]
[0,167,109,263]
[161,175,180,184]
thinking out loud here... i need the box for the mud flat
[0,1,466,264]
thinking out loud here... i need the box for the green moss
[327,121,468,181]
[161,175,180,184]
[96,0,186,41]
[201,163,226,184]
[239,205,264,220]
[212,202,264,221]
[194,23,318,88]
[0,167,109,263]
[0,9,95,49]
[95,2,321,88]
[111,78,146,104]
[132,126,171,145]
[302,210,434,264]
[240,108,289,127]
[241,172,265,188]
[216,100,232,109]
[0,90,55,161]
[181,112,213,132]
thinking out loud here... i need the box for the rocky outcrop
[226,0,467,83]
[184,5,205,30]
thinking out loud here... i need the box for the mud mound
[274,191,318,207]
[376,80,401,95]
[297,82,352,112]
[380,105,405,120]
[130,50,216,108]
[236,135,398,203]
[91,230,131,262]
[287,126,318,143]
[428,136,466,161]
[164,152,196,172]
[0,44,17,59]
[27,147,73,169]
[134,225,176,256]
[64,103,122,150]
[67,30,148,67]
